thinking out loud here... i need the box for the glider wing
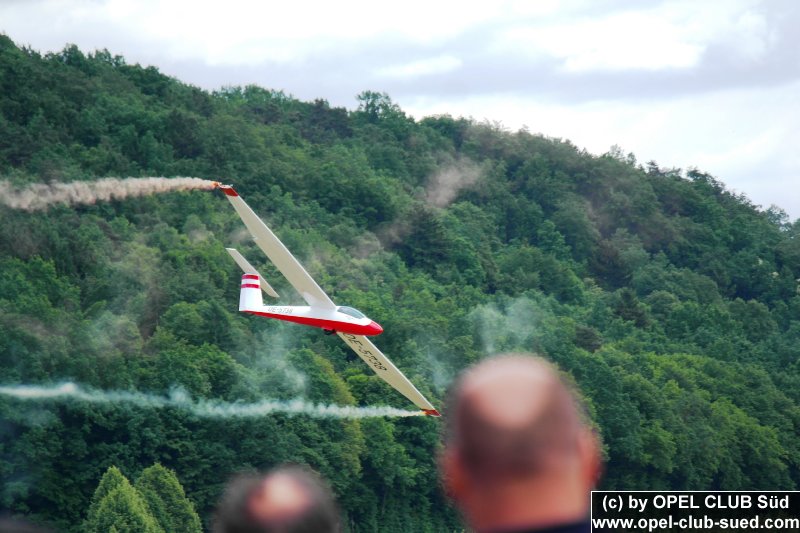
[338,332,440,415]
[219,186,336,309]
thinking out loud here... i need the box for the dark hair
[213,465,340,533]
[0,516,53,533]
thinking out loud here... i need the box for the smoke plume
[0,382,423,418]
[469,297,542,355]
[1,177,217,211]
[368,155,484,253]
[251,327,308,396]
[425,156,483,208]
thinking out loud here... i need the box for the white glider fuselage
[239,274,383,336]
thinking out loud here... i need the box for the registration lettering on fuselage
[265,306,293,315]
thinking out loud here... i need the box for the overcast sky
[2,0,798,219]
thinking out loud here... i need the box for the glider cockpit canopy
[337,306,366,319]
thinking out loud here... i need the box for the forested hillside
[1,35,799,531]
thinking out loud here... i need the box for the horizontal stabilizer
[226,248,279,298]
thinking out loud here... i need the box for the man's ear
[577,429,602,489]
[439,448,467,503]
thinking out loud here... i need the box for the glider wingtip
[213,182,238,197]
[423,409,441,417]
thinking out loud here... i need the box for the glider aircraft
[214,183,440,417]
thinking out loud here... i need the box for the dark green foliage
[85,467,163,533]
[1,36,800,532]
[135,464,202,533]
[90,484,163,533]
[85,466,128,529]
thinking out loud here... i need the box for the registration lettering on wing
[342,334,388,372]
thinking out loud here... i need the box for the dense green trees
[1,35,800,531]
[136,464,203,533]
[83,464,200,533]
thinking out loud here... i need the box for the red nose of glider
[367,320,383,335]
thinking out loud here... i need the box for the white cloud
[2,0,506,65]
[713,8,773,62]
[491,0,770,72]
[1,0,772,69]
[375,55,462,80]
[496,13,702,71]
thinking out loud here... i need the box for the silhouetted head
[213,465,340,533]
[441,354,601,532]
[0,516,53,533]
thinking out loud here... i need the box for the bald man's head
[444,355,586,481]
[214,466,339,533]
[441,354,600,530]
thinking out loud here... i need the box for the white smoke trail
[1,177,217,211]
[425,156,483,208]
[0,383,424,418]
